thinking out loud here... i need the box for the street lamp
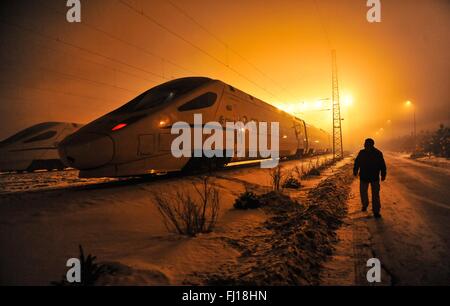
[405,100,417,150]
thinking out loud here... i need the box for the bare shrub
[315,157,334,172]
[301,159,321,178]
[234,190,261,209]
[52,245,105,286]
[282,175,301,189]
[293,164,304,181]
[153,177,220,236]
[301,157,337,178]
[269,165,284,191]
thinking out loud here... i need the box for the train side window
[23,131,57,143]
[0,122,58,146]
[114,77,212,114]
[178,92,217,112]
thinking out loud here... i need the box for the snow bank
[189,163,354,285]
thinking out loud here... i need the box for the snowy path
[325,152,450,285]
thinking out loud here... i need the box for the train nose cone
[58,133,114,170]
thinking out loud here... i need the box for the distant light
[405,100,412,107]
[284,105,294,113]
[343,94,353,107]
[112,123,127,131]
[282,135,288,139]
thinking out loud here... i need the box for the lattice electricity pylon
[331,50,344,160]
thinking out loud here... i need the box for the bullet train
[58,77,331,178]
[0,122,83,173]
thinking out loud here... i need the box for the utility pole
[331,50,344,160]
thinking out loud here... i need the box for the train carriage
[0,122,83,172]
[58,77,331,178]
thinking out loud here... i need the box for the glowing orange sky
[0,0,449,150]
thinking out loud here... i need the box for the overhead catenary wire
[2,58,140,94]
[166,0,300,102]
[0,2,336,112]
[0,28,156,113]
[3,1,300,104]
[39,2,197,78]
[312,0,333,50]
[0,19,168,82]
[24,33,163,85]
[0,12,284,116]
[1,7,171,85]
[0,81,113,103]
[0,93,107,112]
[117,0,283,103]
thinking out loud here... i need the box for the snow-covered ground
[0,154,343,285]
[413,155,450,169]
[396,152,450,169]
[2,151,447,286]
[0,170,116,194]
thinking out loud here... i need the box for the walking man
[353,138,387,218]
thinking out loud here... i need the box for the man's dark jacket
[353,148,387,182]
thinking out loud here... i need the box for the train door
[233,96,255,161]
[218,92,239,158]
[304,123,310,155]
[294,120,307,156]
[221,95,238,122]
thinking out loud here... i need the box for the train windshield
[0,122,59,146]
[115,77,211,114]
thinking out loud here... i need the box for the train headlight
[158,118,171,128]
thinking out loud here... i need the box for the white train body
[0,122,83,172]
[58,77,331,178]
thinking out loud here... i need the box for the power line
[26,36,162,85]
[2,58,140,94]
[0,81,113,103]
[0,93,107,112]
[39,67,136,93]
[167,0,299,101]
[118,0,282,102]
[0,19,168,82]
[312,0,332,50]
[40,2,197,77]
